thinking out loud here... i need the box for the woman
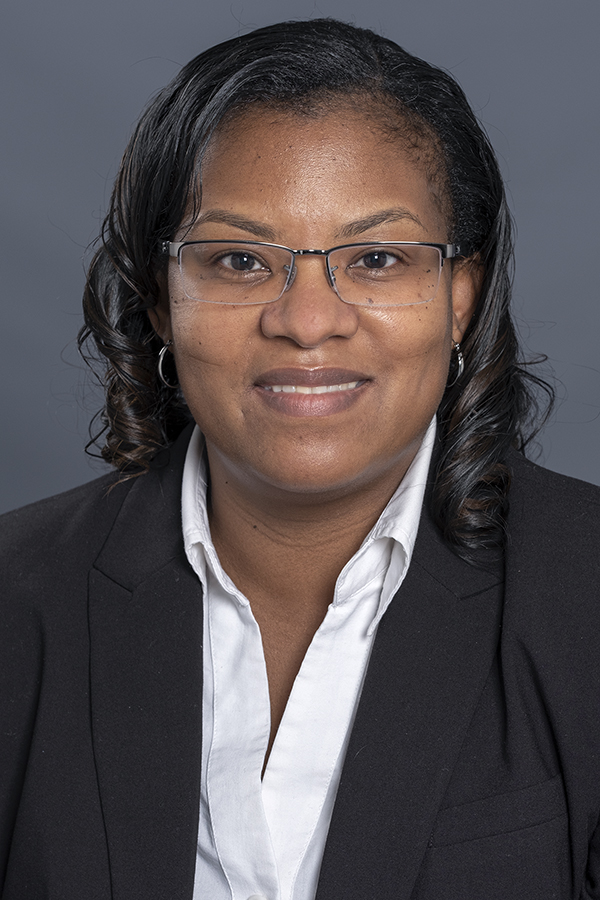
[1,17,599,900]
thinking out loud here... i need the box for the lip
[255,367,370,388]
[253,367,371,417]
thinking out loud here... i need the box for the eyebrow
[189,210,278,242]
[189,206,426,244]
[336,207,426,239]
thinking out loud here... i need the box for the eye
[354,249,404,270]
[217,251,267,272]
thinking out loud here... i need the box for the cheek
[167,268,240,370]
[169,299,245,370]
[372,300,453,376]
[167,298,259,430]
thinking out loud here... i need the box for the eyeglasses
[161,239,460,307]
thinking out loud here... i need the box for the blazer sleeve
[0,473,127,889]
[0,582,43,883]
[582,818,600,899]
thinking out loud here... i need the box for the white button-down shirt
[183,420,435,900]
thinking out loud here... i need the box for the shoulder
[0,474,140,621]
[0,474,131,573]
[506,449,600,553]
[503,450,600,637]
[508,447,600,509]
[0,425,194,601]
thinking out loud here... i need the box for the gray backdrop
[2,0,598,513]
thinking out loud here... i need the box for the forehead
[189,104,450,240]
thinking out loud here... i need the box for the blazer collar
[93,424,194,589]
[88,425,202,899]
[317,502,503,900]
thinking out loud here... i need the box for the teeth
[266,381,360,394]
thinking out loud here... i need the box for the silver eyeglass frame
[160,239,461,305]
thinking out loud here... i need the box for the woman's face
[152,106,479,500]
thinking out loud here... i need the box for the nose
[260,256,359,348]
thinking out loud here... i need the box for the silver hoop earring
[157,341,178,388]
[447,341,464,387]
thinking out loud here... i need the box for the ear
[450,257,483,343]
[147,275,172,343]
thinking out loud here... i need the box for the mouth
[255,367,369,388]
[254,368,370,417]
[264,381,361,394]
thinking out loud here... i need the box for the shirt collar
[336,417,435,633]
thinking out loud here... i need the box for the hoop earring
[157,340,178,388]
[447,341,464,387]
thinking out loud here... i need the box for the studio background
[2,0,598,514]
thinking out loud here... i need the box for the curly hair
[78,17,553,558]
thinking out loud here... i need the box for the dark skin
[208,448,412,768]
[150,105,479,770]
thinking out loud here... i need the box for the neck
[206,444,416,617]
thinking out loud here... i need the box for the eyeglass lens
[178,242,443,306]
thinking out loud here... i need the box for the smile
[255,370,369,418]
[264,382,361,394]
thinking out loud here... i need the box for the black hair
[79,17,553,559]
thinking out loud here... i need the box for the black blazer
[2,429,600,900]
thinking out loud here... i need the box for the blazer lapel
[88,429,202,900]
[317,507,503,900]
